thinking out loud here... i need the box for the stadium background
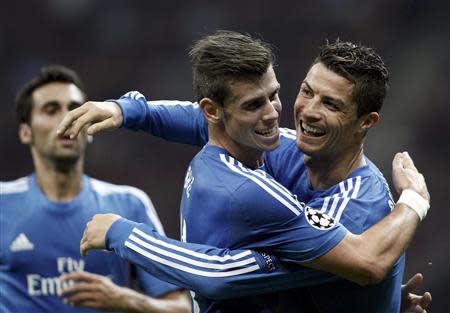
[0,1,448,311]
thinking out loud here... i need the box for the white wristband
[397,189,430,221]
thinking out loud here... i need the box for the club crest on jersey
[305,207,335,230]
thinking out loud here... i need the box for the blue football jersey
[0,174,180,313]
[105,144,347,312]
[265,133,405,313]
[113,91,405,312]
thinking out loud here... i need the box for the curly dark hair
[15,65,85,124]
[189,30,275,106]
[314,40,389,117]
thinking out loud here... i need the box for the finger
[70,300,102,309]
[392,152,403,168]
[61,271,100,283]
[403,273,423,294]
[418,292,432,309]
[65,290,99,304]
[68,110,100,139]
[87,117,116,135]
[401,151,418,171]
[80,241,89,256]
[69,297,102,309]
[56,105,88,136]
[61,282,100,296]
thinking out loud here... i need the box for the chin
[265,140,280,151]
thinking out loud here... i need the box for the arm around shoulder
[303,152,429,285]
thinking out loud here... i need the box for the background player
[0,65,190,313]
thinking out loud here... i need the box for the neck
[32,153,84,201]
[305,145,365,190]
[209,126,263,169]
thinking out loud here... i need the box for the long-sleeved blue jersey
[108,91,405,313]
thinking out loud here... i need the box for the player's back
[180,144,310,312]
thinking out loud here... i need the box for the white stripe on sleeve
[125,241,260,277]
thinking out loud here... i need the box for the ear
[18,123,32,145]
[360,112,380,133]
[199,98,222,124]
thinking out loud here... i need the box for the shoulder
[279,127,297,141]
[89,177,152,204]
[230,166,304,219]
[353,161,393,202]
[310,165,393,232]
[0,176,30,195]
[266,128,302,165]
[88,177,165,234]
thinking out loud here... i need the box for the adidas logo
[10,233,34,252]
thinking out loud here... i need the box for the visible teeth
[302,122,324,136]
[256,126,277,136]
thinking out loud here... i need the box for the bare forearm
[359,203,420,280]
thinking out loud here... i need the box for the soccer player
[0,65,191,313]
[58,33,431,312]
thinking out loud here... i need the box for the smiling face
[214,65,281,163]
[294,62,370,160]
[19,82,87,167]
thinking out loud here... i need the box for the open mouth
[300,121,325,137]
[59,135,76,146]
[255,126,278,137]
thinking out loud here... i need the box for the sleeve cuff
[105,218,139,251]
[109,98,142,130]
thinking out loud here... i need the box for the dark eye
[43,103,58,115]
[300,86,312,98]
[245,100,263,111]
[324,101,340,111]
[269,88,280,101]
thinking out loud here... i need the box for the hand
[400,273,432,313]
[80,214,121,256]
[56,101,123,139]
[392,152,430,201]
[60,271,130,311]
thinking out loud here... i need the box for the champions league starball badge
[305,207,336,230]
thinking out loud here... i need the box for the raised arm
[56,91,207,146]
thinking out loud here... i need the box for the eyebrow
[40,100,59,108]
[303,81,345,107]
[239,84,281,107]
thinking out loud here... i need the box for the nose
[262,100,280,121]
[299,98,320,122]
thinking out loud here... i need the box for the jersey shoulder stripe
[279,127,296,140]
[319,176,362,221]
[124,90,146,100]
[219,154,303,216]
[149,100,199,108]
[0,177,29,195]
[90,178,165,235]
[125,227,260,277]
[124,90,199,108]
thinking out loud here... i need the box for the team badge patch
[305,207,335,230]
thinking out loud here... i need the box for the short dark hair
[314,40,389,117]
[189,30,275,106]
[15,65,85,124]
